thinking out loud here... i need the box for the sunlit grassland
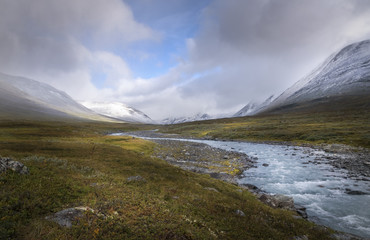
[160,109,370,148]
[0,120,333,239]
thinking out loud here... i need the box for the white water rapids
[112,133,370,238]
[201,140,370,239]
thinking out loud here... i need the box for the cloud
[130,0,370,119]
[162,0,370,114]
[0,0,157,99]
[1,0,370,120]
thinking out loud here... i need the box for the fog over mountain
[1,0,370,120]
[236,40,370,116]
[0,72,112,121]
[80,101,153,123]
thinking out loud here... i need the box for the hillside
[80,101,153,124]
[0,120,337,239]
[262,40,370,114]
[0,72,113,122]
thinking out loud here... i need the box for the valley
[0,35,369,240]
[0,120,342,239]
[1,110,369,239]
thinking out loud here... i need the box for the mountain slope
[234,95,275,117]
[80,102,153,123]
[0,72,113,121]
[162,113,212,124]
[262,40,370,114]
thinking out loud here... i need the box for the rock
[345,189,368,195]
[46,207,92,228]
[165,156,175,161]
[242,183,259,191]
[204,187,219,193]
[209,172,226,179]
[295,204,308,219]
[0,157,29,175]
[262,163,269,167]
[223,155,229,159]
[235,209,246,217]
[331,232,364,240]
[258,194,295,210]
[127,175,146,182]
[293,235,308,240]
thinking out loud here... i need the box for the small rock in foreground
[127,175,146,182]
[46,207,93,228]
[0,157,29,175]
[258,194,295,211]
[235,209,246,217]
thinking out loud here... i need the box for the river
[112,133,370,238]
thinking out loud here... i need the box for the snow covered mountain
[80,102,153,123]
[162,113,212,124]
[263,40,370,113]
[0,72,113,121]
[234,103,257,117]
[234,95,275,117]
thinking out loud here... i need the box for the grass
[160,108,370,148]
[0,120,335,239]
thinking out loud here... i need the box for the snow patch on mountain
[267,40,370,110]
[0,72,111,121]
[80,102,153,123]
[234,95,275,117]
[162,113,213,124]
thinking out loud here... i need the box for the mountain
[162,113,212,125]
[261,40,370,114]
[80,102,153,123]
[234,95,275,117]
[0,72,113,121]
[234,103,257,117]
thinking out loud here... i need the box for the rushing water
[200,140,370,238]
[113,133,370,238]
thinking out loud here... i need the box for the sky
[1,0,370,120]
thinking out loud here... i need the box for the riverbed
[112,132,370,238]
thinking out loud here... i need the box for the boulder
[295,204,308,219]
[235,209,246,217]
[204,187,219,193]
[0,157,29,175]
[126,175,146,182]
[345,189,368,195]
[46,207,93,228]
[258,194,295,210]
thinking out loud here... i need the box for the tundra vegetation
[0,119,340,239]
[160,108,370,148]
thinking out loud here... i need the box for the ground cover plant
[160,108,370,148]
[0,120,335,239]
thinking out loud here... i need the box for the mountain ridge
[235,40,370,116]
[80,101,153,124]
[0,72,114,121]
[263,40,370,113]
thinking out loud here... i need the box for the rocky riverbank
[312,144,370,179]
[152,139,256,184]
[119,130,370,180]
[118,131,312,217]
[110,130,370,239]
